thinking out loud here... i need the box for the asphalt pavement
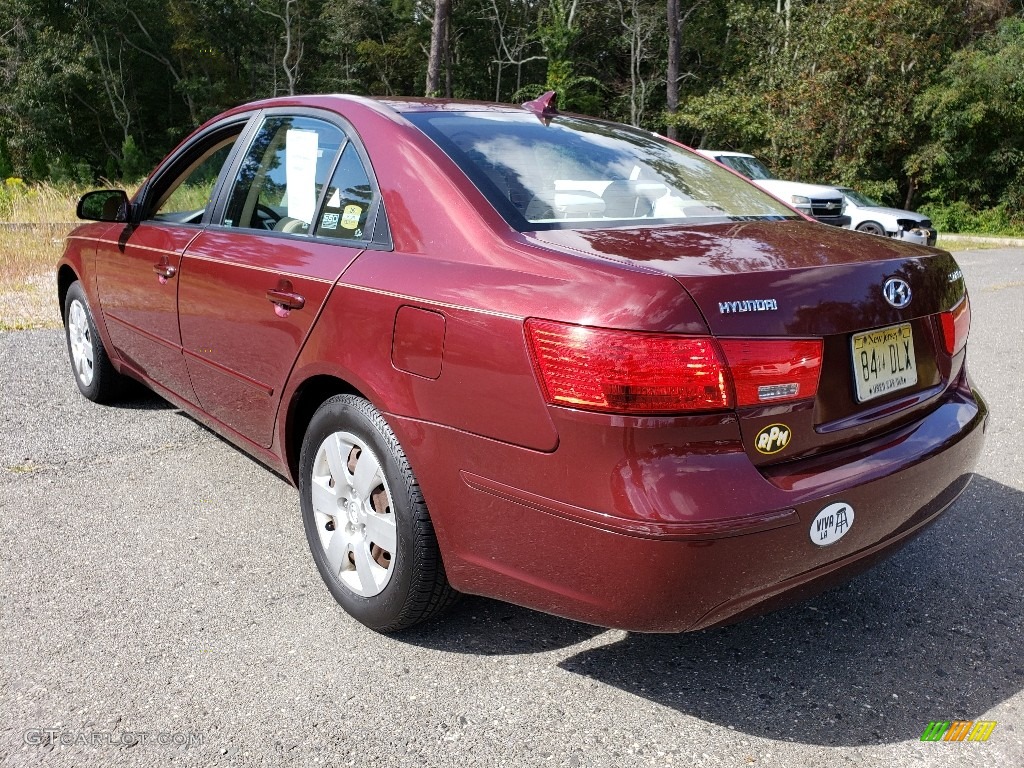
[2,248,1022,768]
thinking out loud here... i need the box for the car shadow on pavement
[105,380,176,410]
[554,473,1024,746]
[401,595,607,655]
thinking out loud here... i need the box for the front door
[94,122,247,401]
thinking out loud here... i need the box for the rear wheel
[856,221,887,237]
[63,281,124,403]
[299,394,457,631]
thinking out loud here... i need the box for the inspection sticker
[341,205,362,229]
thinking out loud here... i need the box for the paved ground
[2,249,1022,768]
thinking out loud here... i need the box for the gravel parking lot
[2,248,1022,768]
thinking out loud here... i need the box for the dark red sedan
[58,93,987,632]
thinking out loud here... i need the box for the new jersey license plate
[851,323,918,403]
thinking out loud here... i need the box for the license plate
[851,323,918,403]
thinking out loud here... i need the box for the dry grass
[0,223,73,330]
[0,260,61,330]
[0,180,100,330]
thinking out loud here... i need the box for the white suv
[696,150,850,228]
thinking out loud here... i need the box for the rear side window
[223,116,343,234]
[406,112,797,231]
[314,145,375,241]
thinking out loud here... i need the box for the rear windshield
[406,112,797,231]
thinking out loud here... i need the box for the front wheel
[298,394,458,631]
[63,281,125,403]
[856,221,887,237]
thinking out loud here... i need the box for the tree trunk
[904,177,917,210]
[444,9,452,98]
[426,0,451,97]
[666,0,680,139]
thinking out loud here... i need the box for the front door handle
[153,262,176,282]
[266,288,305,311]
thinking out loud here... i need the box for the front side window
[223,116,344,234]
[148,127,243,224]
[406,112,797,231]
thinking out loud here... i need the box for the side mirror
[76,190,131,222]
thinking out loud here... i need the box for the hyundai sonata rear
[59,93,987,633]
[396,101,987,631]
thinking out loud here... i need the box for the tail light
[718,339,823,407]
[525,319,822,415]
[939,295,971,356]
[525,320,731,413]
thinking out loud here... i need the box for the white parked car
[838,188,937,246]
[696,150,850,228]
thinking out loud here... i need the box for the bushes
[120,136,150,181]
[920,202,1024,237]
[0,178,91,222]
[0,177,29,218]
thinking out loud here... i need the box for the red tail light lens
[718,339,823,407]
[939,296,971,356]
[525,320,731,413]
[525,320,824,414]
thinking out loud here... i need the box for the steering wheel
[254,203,282,230]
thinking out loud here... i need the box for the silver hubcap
[311,431,397,597]
[68,299,95,387]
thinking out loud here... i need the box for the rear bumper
[391,374,987,632]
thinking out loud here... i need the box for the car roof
[697,150,756,158]
[373,97,525,114]
[212,94,529,125]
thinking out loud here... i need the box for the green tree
[912,16,1024,224]
[317,0,425,96]
[672,0,1004,206]
[0,0,1019,230]
[515,0,603,113]
[0,138,14,178]
[120,135,149,180]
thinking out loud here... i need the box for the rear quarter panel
[280,100,712,459]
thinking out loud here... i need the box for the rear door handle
[266,288,305,310]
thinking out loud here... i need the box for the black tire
[299,394,458,632]
[63,281,125,403]
[856,221,887,237]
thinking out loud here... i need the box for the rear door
[177,111,384,447]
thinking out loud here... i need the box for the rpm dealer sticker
[755,423,791,454]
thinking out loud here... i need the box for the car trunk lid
[527,220,968,463]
